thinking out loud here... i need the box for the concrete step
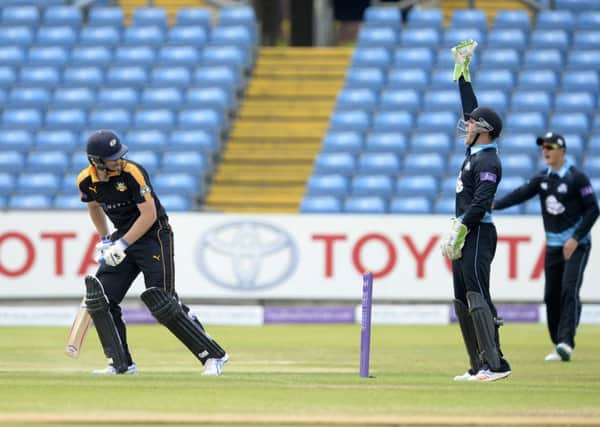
[213,174,307,185]
[230,121,328,139]
[216,164,313,175]
[226,141,321,152]
[212,205,299,213]
[206,191,303,205]
[252,67,346,80]
[222,150,316,163]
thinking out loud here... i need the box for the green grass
[1,324,599,426]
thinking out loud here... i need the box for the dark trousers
[96,221,175,364]
[544,244,591,348]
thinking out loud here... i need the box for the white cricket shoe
[92,362,137,375]
[544,351,561,362]
[202,353,229,376]
[474,368,511,382]
[556,343,573,361]
[453,370,477,381]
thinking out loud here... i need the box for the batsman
[77,129,228,376]
[440,40,511,382]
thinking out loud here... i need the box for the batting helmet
[466,107,502,140]
[86,130,128,167]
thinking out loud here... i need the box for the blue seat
[134,109,175,130]
[502,155,534,177]
[43,6,81,27]
[500,133,538,155]
[114,46,156,67]
[387,68,428,89]
[153,173,201,196]
[0,46,25,67]
[351,47,392,69]
[158,45,200,67]
[54,193,84,209]
[393,47,435,69]
[440,176,458,195]
[26,150,68,173]
[211,25,254,48]
[493,10,530,31]
[167,26,208,46]
[45,108,86,130]
[555,0,598,11]
[365,132,407,154]
[345,68,385,90]
[53,87,95,108]
[379,89,420,112]
[161,151,208,175]
[473,69,514,90]
[396,175,439,198]
[175,8,211,29]
[357,152,401,175]
[373,111,413,132]
[451,9,487,30]
[88,108,132,131]
[433,196,455,214]
[159,194,192,212]
[0,26,34,46]
[549,113,590,134]
[428,69,456,90]
[132,7,167,28]
[409,132,452,154]
[561,134,585,158]
[497,176,528,199]
[1,6,40,26]
[200,46,248,70]
[530,30,569,50]
[554,92,596,114]
[151,66,192,88]
[125,130,168,152]
[423,89,460,111]
[0,130,33,152]
[79,26,121,46]
[476,90,509,114]
[523,49,564,71]
[536,10,575,30]
[511,91,552,113]
[494,204,523,215]
[8,194,53,209]
[524,199,542,215]
[443,28,485,48]
[0,67,17,88]
[403,152,445,176]
[314,152,356,175]
[344,196,386,214]
[400,28,440,47]
[406,8,443,29]
[322,131,363,153]
[329,110,370,132]
[447,153,466,172]
[9,87,50,108]
[518,70,558,91]
[35,130,78,152]
[96,87,138,108]
[389,196,433,214]
[141,87,183,108]
[3,108,42,129]
[487,29,527,51]
[70,46,112,66]
[351,174,394,197]
[505,112,546,134]
[587,134,600,155]
[364,6,402,29]
[63,66,104,87]
[123,26,164,46]
[0,151,25,173]
[567,50,600,70]
[583,156,600,177]
[16,172,60,194]
[19,65,60,87]
[575,11,600,29]
[70,151,88,172]
[0,173,16,196]
[357,27,398,48]
[178,109,222,133]
[561,70,599,91]
[169,130,219,154]
[336,88,377,111]
[106,66,147,87]
[36,26,77,46]
[300,195,342,213]
[218,6,256,28]
[194,66,238,90]
[306,174,348,197]
[127,150,160,174]
[481,48,520,70]
[416,111,457,131]
[88,7,124,27]
[185,87,231,114]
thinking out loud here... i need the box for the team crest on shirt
[115,181,128,192]
[557,183,567,193]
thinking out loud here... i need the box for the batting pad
[466,292,502,371]
[453,299,482,373]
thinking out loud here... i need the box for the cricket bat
[65,299,92,358]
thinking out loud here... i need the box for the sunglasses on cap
[542,143,560,150]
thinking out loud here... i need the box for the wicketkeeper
[441,40,511,382]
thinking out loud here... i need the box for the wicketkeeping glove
[440,218,468,260]
[100,238,129,267]
[452,39,478,82]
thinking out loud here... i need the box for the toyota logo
[196,221,298,291]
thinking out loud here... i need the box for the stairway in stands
[441,0,531,26]
[119,0,209,25]
[206,47,352,213]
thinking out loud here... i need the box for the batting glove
[101,238,129,267]
[451,39,478,82]
[440,218,468,260]
[94,235,112,264]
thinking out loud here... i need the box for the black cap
[536,132,566,149]
[86,130,128,160]
[466,107,503,140]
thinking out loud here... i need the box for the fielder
[77,129,228,375]
[441,40,511,382]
